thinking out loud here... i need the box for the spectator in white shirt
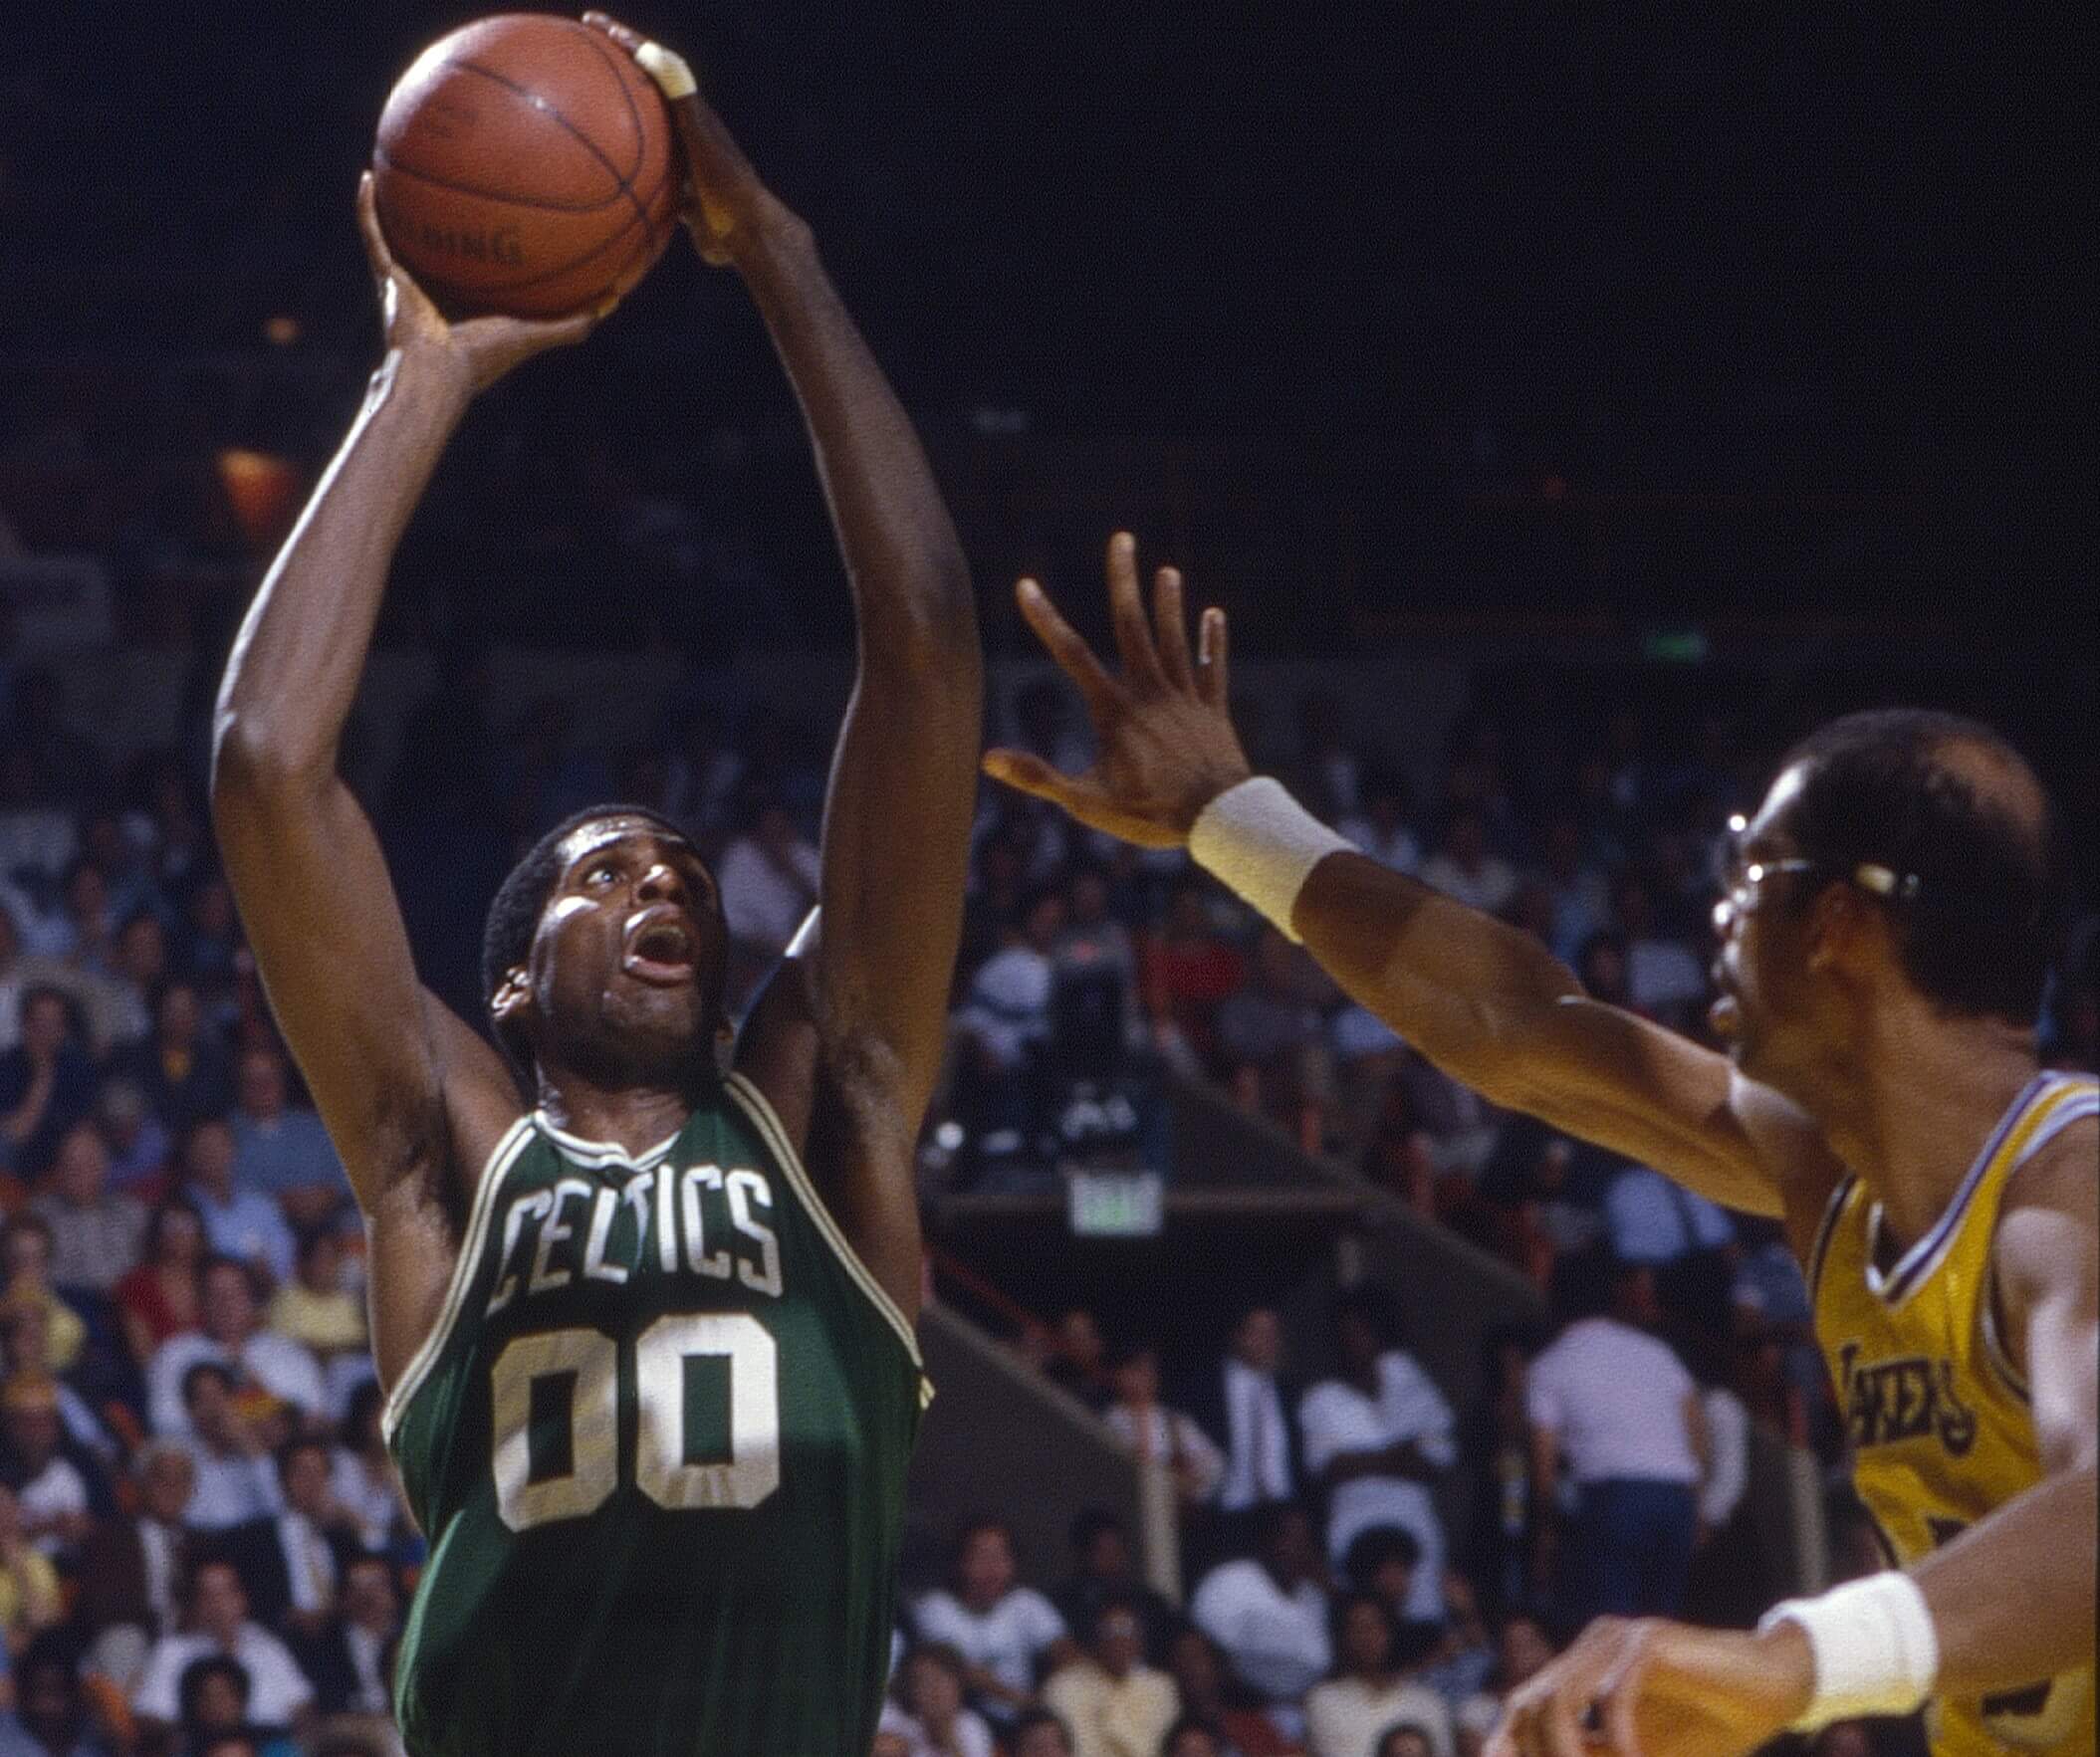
[78,1439,197,1692]
[1524,1256,1707,1632]
[173,1362,282,1533]
[179,1117,297,1290]
[956,891,1062,1075]
[228,1436,354,1638]
[1101,1342,1224,1510]
[914,1519,1074,1726]
[0,1372,91,1557]
[895,1642,999,1757]
[1376,1724,1439,1757]
[1537,814,1612,965]
[1042,1593,1181,1757]
[1602,1164,1735,1267]
[228,1043,352,1232]
[148,1255,325,1438]
[1304,1591,1456,1757]
[1417,809,1517,918]
[130,1557,314,1738]
[30,1118,146,1291]
[1188,1501,1330,1721]
[1338,770,1422,877]
[1610,874,1707,1030]
[329,1380,409,1558]
[717,799,820,956]
[1297,1284,1456,1622]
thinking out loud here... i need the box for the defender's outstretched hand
[356,173,603,394]
[1486,1615,1811,1757]
[583,12,777,266]
[984,533,1253,848]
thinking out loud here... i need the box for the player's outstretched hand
[984,532,1254,849]
[355,173,604,394]
[583,12,774,266]
[1485,1615,1811,1757]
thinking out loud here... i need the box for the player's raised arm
[211,178,599,1219]
[986,537,1790,1224]
[594,19,980,1308]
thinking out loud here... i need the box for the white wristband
[1758,1571,1940,1730]
[634,41,698,101]
[1188,777,1351,943]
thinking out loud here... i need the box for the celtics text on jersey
[382,1073,927,1757]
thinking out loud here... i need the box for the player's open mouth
[621,908,697,986]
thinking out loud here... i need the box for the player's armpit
[720,211,981,1138]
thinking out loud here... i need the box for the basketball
[371,13,681,320]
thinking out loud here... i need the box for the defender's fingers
[1542,1684,1592,1757]
[1015,578,1117,713]
[1596,1628,1659,1756]
[1152,566,1195,692]
[1196,606,1230,706]
[1104,532,1166,691]
[982,747,1083,807]
[581,11,645,53]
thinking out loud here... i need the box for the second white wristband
[1188,776,1351,943]
[1758,1571,1940,1730]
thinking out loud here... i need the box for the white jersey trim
[381,1114,535,1446]
[1865,1073,2053,1308]
[530,1110,683,1170]
[721,1071,924,1372]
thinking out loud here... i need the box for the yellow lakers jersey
[1811,1071,2098,1756]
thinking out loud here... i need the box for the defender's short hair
[1774,709,2058,1025]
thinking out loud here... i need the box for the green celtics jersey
[383,1072,927,1757]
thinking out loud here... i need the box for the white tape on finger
[634,41,696,100]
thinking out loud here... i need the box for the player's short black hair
[1068,1505,1127,1555]
[1343,1523,1423,1589]
[1083,1589,1146,1643]
[480,802,698,1070]
[1250,1497,1311,1552]
[1332,1280,1407,1349]
[1328,1588,1398,1657]
[1161,1713,1228,1756]
[275,1433,330,1479]
[1772,709,2058,1024]
[1010,1708,1074,1752]
[176,1650,251,1718]
[180,1359,237,1407]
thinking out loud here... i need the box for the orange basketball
[371,13,681,320]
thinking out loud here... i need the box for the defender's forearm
[1919,1461,2096,1691]
[214,344,472,781]
[729,205,975,655]
[1294,851,1582,1103]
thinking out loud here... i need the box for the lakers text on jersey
[382,1072,927,1757]
[1812,1072,2097,1756]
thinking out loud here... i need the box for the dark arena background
[0,6,2090,1756]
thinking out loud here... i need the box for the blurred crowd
[0,599,2092,1757]
[885,1267,1933,1757]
